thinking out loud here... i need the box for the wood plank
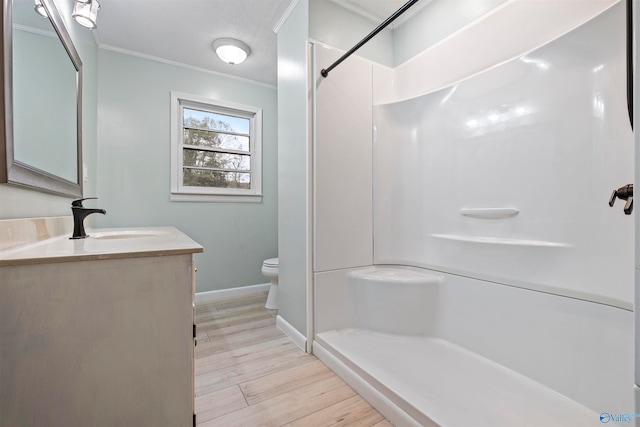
[196,294,267,321]
[239,359,335,405]
[199,313,275,338]
[195,331,209,343]
[196,300,268,323]
[197,376,356,427]
[195,324,284,357]
[210,293,269,311]
[195,385,247,424]
[195,303,218,315]
[196,336,297,376]
[283,394,385,427]
[196,346,315,396]
[196,305,273,326]
[371,420,394,427]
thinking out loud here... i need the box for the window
[170,92,262,202]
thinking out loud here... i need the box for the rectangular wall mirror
[0,0,83,198]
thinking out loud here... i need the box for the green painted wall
[95,50,278,293]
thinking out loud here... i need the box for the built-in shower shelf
[459,208,519,219]
[431,233,570,248]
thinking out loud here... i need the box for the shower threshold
[315,329,597,427]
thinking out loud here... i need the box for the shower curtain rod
[320,0,421,78]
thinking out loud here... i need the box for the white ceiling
[92,0,426,87]
[94,0,294,87]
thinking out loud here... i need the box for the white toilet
[262,257,279,310]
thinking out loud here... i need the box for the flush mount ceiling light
[212,38,251,65]
[33,0,48,18]
[72,0,100,29]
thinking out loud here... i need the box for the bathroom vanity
[0,220,202,427]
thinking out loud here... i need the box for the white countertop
[0,226,203,266]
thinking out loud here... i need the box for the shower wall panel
[392,0,618,102]
[373,3,633,308]
[314,45,373,272]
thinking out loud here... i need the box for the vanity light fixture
[33,0,48,18]
[72,0,100,29]
[212,38,251,65]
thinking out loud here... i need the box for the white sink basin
[90,230,169,240]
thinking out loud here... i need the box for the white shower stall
[310,1,634,425]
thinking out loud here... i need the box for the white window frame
[170,91,262,202]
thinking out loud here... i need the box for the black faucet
[70,197,106,239]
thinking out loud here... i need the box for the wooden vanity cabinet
[0,253,198,426]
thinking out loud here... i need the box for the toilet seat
[263,258,279,268]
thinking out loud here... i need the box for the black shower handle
[609,184,633,215]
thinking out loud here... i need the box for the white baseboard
[195,283,270,305]
[313,341,427,427]
[276,315,307,352]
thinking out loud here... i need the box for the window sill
[170,192,262,203]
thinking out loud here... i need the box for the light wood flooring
[194,292,392,427]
